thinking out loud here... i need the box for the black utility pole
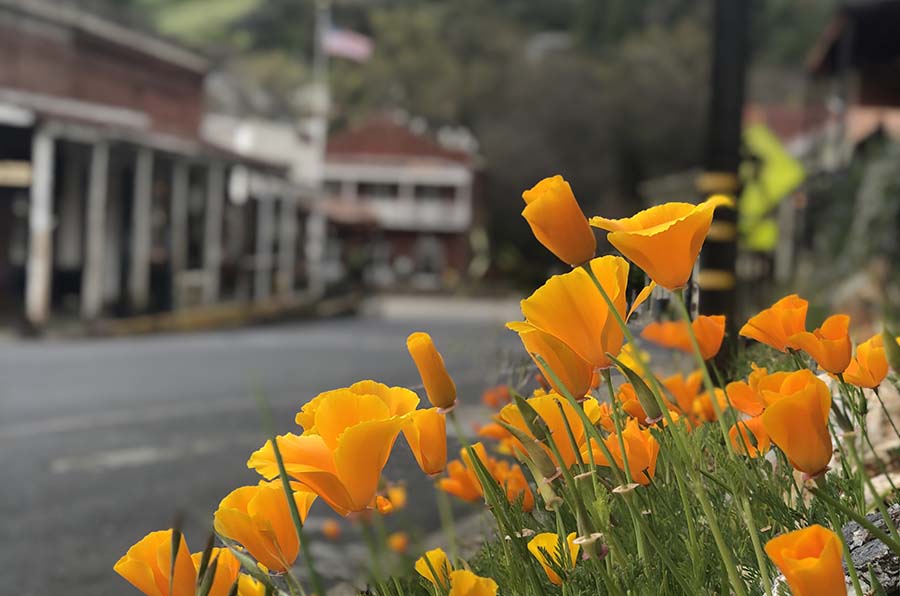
[696,0,750,322]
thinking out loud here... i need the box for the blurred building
[0,0,315,331]
[322,116,477,290]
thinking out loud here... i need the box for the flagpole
[306,0,332,299]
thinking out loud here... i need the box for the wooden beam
[25,128,55,327]
[128,147,153,312]
[81,141,109,320]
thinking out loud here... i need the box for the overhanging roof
[807,0,900,76]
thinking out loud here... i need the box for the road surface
[0,308,521,595]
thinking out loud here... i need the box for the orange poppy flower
[640,315,726,361]
[497,394,603,468]
[693,388,729,422]
[438,443,534,511]
[739,294,809,352]
[114,530,196,596]
[728,417,770,458]
[189,549,241,596]
[506,321,594,399]
[407,332,457,409]
[760,370,833,476]
[581,419,659,485]
[765,525,847,596]
[387,531,410,553]
[788,314,852,374]
[321,519,342,541]
[843,334,889,389]
[527,532,579,585]
[213,481,317,572]
[518,255,629,370]
[403,407,447,476]
[481,385,511,409]
[521,175,596,266]
[248,389,407,515]
[661,370,704,416]
[590,195,733,290]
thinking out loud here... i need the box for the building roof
[807,0,900,76]
[744,104,830,143]
[0,0,208,73]
[327,116,471,165]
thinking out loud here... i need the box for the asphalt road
[0,310,521,595]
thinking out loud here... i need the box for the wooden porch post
[25,128,56,328]
[81,141,109,320]
[128,146,153,311]
[169,160,189,308]
[255,196,275,301]
[277,195,298,298]
[203,162,225,304]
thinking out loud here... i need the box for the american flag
[323,28,374,63]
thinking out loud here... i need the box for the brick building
[322,116,477,290]
[0,0,310,330]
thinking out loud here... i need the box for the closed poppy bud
[528,532,579,585]
[506,321,594,399]
[788,314,852,374]
[641,315,726,361]
[765,525,847,596]
[844,334,889,389]
[114,529,196,596]
[214,482,316,572]
[761,370,833,476]
[522,175,596,266]
[387,531,409,553]
[407,332,457,410]
[590,195,733,290]
[740,294,808,352]
[448,569,499,596]
[403,408,448,476]
[415,547,453,587]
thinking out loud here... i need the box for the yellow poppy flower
[519,255,629,369]
[295,380,419,433]
[213,481,316,572]
[249,389,408,515]
[407,332,457,409]
[760,370,833,476]
[640,315,726,361]
[521,175,596,266]
[497,394,601,468]
[527,532,579,585]
[739,294,809,352]
[765,525,847,596]
[403,407,447,476]
[590,195,733,290]
[843,334,889,389]
[190,548,240,596]
[788,314,852,374]
[448,569,499,596]
[415,547,453,587]
[113,530,196,596]
[506,321,594,399]
[235,575,267,596]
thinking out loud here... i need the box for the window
[415,185,455,201]
[358,182,399,199]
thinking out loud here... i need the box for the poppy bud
[407,332,457,410]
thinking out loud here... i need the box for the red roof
[327,116,470,164]
[744,104,830,142]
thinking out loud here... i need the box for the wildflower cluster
[116,173,900,595]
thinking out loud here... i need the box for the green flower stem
[692,476,749,596]
[673,462,702,582]
[877,380,900,443]
[595,559,625,596]
[254,390,323,596]
[446,410,547,596]
[845,435,900,543]
[740,495,772,596]
[435,482,459,563]
[813,477,866,596]
[811,484,900,557]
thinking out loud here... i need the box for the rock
[842,503,900,593]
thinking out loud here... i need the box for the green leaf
[607,351,662,421]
